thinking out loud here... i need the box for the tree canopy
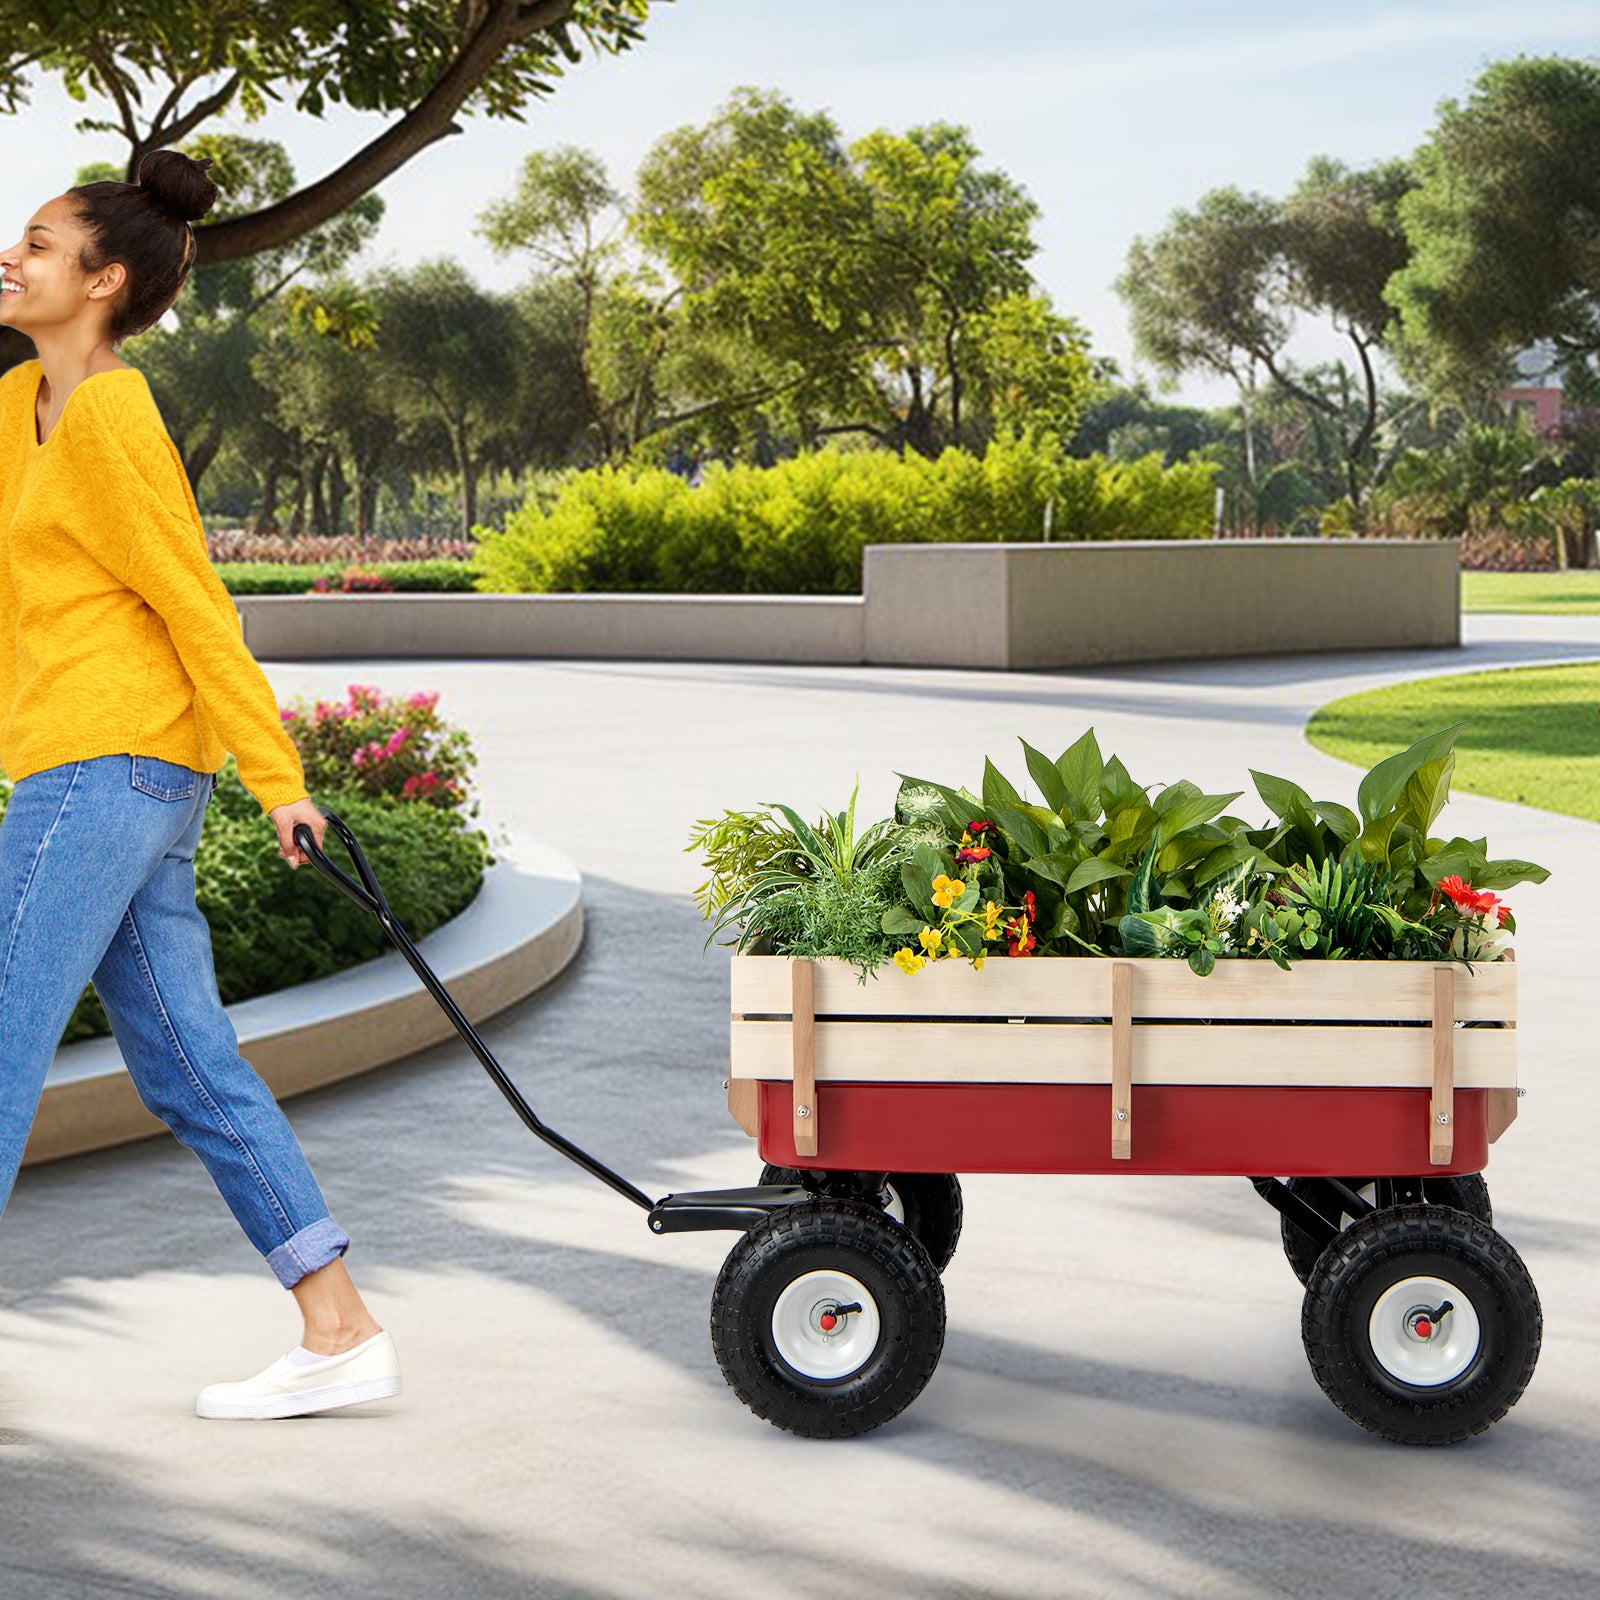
[1388,54,1600,395]
[0,0,662,261]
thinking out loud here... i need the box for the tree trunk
[185,422,225,496]
[309,460,329,539]
[327,454,349,541]
[256,457,282,535]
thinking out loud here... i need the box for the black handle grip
[292,811,391,917]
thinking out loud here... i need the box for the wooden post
[1111,961,1133,1160]
[792,957,818,1158]
[1431,965,1455,1166]
[1486,946,1518,1142]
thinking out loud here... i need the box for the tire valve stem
[819,1301,862,1333]
[1411,1299,1454,1340]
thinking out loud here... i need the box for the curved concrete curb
[22,825,583,1166]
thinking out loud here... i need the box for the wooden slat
[729,1019,1517,1088]
[1111,962,1133,1161]
[792,957,817,1158]
[730,953,1517,1023]
[1485,1087,1518,1144]
[726,1077,759,1137]
[1431,965,1455,1166]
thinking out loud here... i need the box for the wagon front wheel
[711,1198,945,1438]
[1280,1173,1492,1287]
[1301,1203,1540,1445]
[759,1165,964,1273]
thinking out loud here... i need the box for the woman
[0,150,399,1419]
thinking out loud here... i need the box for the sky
[3,1,1598,407]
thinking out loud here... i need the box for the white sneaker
[196,1330,401,1420]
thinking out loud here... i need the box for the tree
[257,281,399,542]
[100,136,382,488]
[1388,55,1600,397]
[1119,161,1414,514]
[627,87,1093,458]
[0,1,663,264]
[1118,187,1284,500]
[367,260,524,536]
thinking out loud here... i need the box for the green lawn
[1306,663,1600,824]
[1462,570,1600,612]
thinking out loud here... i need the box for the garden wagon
[714,950,1539,1442]
[291,815,1540,1446]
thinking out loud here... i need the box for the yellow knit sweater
[0,359,308,817]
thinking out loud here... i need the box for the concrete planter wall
[237,538,1459,670]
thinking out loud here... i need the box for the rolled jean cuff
[265,1216,351,1289]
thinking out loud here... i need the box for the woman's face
[0,194,124,341]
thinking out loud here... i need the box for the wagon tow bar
[293,814,813,1235]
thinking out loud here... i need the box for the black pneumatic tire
[1301,1204,1541,1446]
[1281,1173,1492,1287]
[710,1198,946,1438]
[759,1165,964,1273]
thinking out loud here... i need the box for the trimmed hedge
[473,435,1218,596]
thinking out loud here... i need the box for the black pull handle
[292,810,390,918]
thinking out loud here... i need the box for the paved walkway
[3,615,1598,1600]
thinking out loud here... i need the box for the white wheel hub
[1367,1274,1481,1386]
[770,1269,881,1381]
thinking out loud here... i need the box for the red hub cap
[819,1312,838,1332]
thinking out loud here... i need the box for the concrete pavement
[2,614,1598,1600]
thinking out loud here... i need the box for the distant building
[1503,342,1568,434]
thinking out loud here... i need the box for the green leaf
[901,842,951,915]
[1189,944,1216,976]
[1126,836,1161,915]
[1020,738,1070,815]
[982,798,1052,858]
[1400,754,1456,836]
[1099,755,1145,816]
[893,773,983,837]
[1118,911,1173,955]
[880,907,926,936]
[1066,856,1129,896]
[982,758,1024,812]
[1251,768,1313,821]
[1152,781,1244,847]
[1025,849,1085,890]
[1055,728,1105,822]
[1314,800,1362,846]
[1193,838,1267,888]
[1356,722,1469,826]
[1477,857,1551,889]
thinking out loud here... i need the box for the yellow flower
[931,873,964,908]
[973,954,985,970]
[982,899,1002,933]
[918,925,944,953]
[893,946,927,975]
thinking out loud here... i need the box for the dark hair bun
[137,149,218,224]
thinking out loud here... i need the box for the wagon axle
[1408,1300,1454,1341]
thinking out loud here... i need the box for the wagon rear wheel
[1301,1203,1540,1445]
[1281,1174,1492,1287]
[759,1165,964,1273]
[711,1198,945,1438]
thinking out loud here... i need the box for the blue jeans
[0,754,349,1288]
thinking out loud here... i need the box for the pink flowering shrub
[309,567,395,594]
[278,683,478,811]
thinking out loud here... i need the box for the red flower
[967,820,994,834]
[1496,904,1510,927]
[1022,890,1037,920]
[1007,929,1036,957]
[955,845,992,862]
[1437,875,1503,917]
